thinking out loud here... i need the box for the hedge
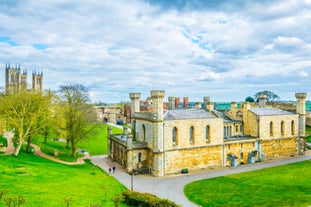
[122,190,181,207]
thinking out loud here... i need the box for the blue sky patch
[0,37,17,46]
[32,43,49,50]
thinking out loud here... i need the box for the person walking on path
[109,167,112,175]
[112,166,116,174]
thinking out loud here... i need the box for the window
[281,121,284,135]
[172,127,177,144]
[142,124,146,141]
[206,125,210,142]
[138,152,142,163]
[236,125,239,133]
[270,121,274,136]
[240,153,244,159]
[190,126,194,143]
[291,120,295,135]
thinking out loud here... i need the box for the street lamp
[131,154,136,191]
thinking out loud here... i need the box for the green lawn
[0,151,127,207]
[77,124,124,156]
[184,160,311,207]
[306,125,311,142]
[33,124,124,162]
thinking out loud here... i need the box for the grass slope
[184,160,311,207]
[0,152,127,207]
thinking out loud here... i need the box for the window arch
[172,127,178,144]
[190,126,194,143]
[291,120,295,135]
[206,125,210,142]
[281,121,284,135]
[142,124,146,141]
[270,121,274,136]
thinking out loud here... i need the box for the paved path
[90,152,311,207]
[30,144,90,165]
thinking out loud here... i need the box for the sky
[0,0,311,103]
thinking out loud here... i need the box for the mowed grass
[78,124,124,155]
[184,160,311,207]
[0,151,127,207]
[35,124,124,160]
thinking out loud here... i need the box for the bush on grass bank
[122,190,181,207]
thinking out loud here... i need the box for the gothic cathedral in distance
[5,63,43,93]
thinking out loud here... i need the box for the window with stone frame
[291,120,295,135]
[206,125,210,142]
[172,127,178,144]
[281,121,284,135]
[190,126,194,144]
[270,121,274,136]
[142,124,146,141]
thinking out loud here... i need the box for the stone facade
[109,90,307,177]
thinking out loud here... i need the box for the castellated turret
[129,93,141,116]
[151,90,165,121]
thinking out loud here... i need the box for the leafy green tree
[245,96,255,102]
[58,84,98,157]
[254,90,280,102]
[0,89,53,155]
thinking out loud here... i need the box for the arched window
[142,124,146,141]
[281,121,284,135]
[291,120,295,135]
[138,152,142,163]
[270,121,274,136]
[172,127,177,144]
[190,126,194,143]
[206,125,210,142]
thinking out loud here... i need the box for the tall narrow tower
[295,93,307,155]
[5,63,27,94]
[32,71,43,92]
[150,90,165,177]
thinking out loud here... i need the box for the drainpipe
[163,123,166,176]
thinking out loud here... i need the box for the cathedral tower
[5,63,27,94]
[32,71,43,92]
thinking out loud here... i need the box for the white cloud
[0,0,310,102]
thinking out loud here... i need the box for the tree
[245,96,255,102]
[254,90,280,102]
[58,84,98,157]
[0,89,53,155]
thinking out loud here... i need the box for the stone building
[5,63,43,93]
[108,90,307,177]
[94,105,126,123]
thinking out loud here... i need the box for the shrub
[122,190,180,207]
[0,136,8,147]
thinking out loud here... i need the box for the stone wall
[261,138,297,158]
[165,145,223,174]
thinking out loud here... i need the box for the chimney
[183,97,188,108]
[168,97,175,110]
[206,102,214,111]
[258,94,267,108]
[203,97,210,108]
[195,102,201,109]
[175,97,180,107]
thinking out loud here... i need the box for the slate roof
[163,109,217,120]
[249,108,294,116]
